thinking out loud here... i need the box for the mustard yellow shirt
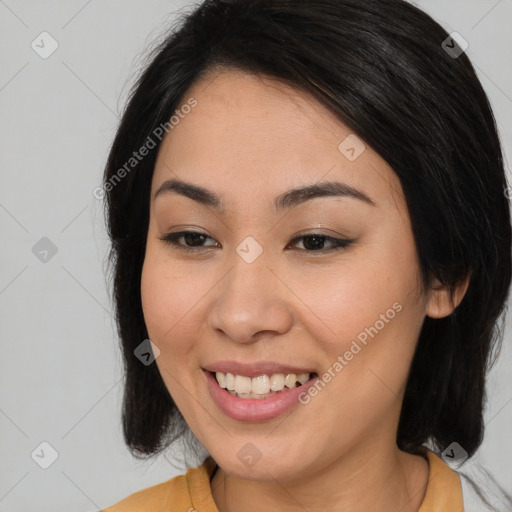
[101,450,463,512]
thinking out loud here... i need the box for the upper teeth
[215,372,311,395]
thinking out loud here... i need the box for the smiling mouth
[208,370,319,399]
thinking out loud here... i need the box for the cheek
[140,245,216,349]
[290,256,421,352]
[140,255,175,340]
[288,227,425,390]
[140,243,189,343]
[140,248,206,405]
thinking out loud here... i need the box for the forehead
[151,69,405,214]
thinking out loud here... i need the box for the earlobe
[426,274,471,319]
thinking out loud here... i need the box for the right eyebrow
[154,178,223,210]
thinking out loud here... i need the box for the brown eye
[158,231,220,252]
[287,233,352,253]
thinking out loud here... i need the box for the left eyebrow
[273,180,376,212]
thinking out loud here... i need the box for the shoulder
[100,474,189,512]
[100,456,217,512]
[418,449,464,511]
[420,448,512,512]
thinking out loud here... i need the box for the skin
[140,68,469,512]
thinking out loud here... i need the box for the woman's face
[141,69,448,480]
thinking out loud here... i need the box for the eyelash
[158,230,352,254]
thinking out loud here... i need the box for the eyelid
[158,229,353,254]
[158,230,219,252]
[286,233,352,253]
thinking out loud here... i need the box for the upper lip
[203,361,317,378]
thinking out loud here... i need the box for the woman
[100,0,512,510]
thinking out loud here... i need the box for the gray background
[0,1,510,510]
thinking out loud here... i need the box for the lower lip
[204,370,319,422]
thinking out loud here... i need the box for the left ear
[425,273,471,319]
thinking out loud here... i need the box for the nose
[207,248,295,344]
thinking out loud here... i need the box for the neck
[210,444,429,512]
